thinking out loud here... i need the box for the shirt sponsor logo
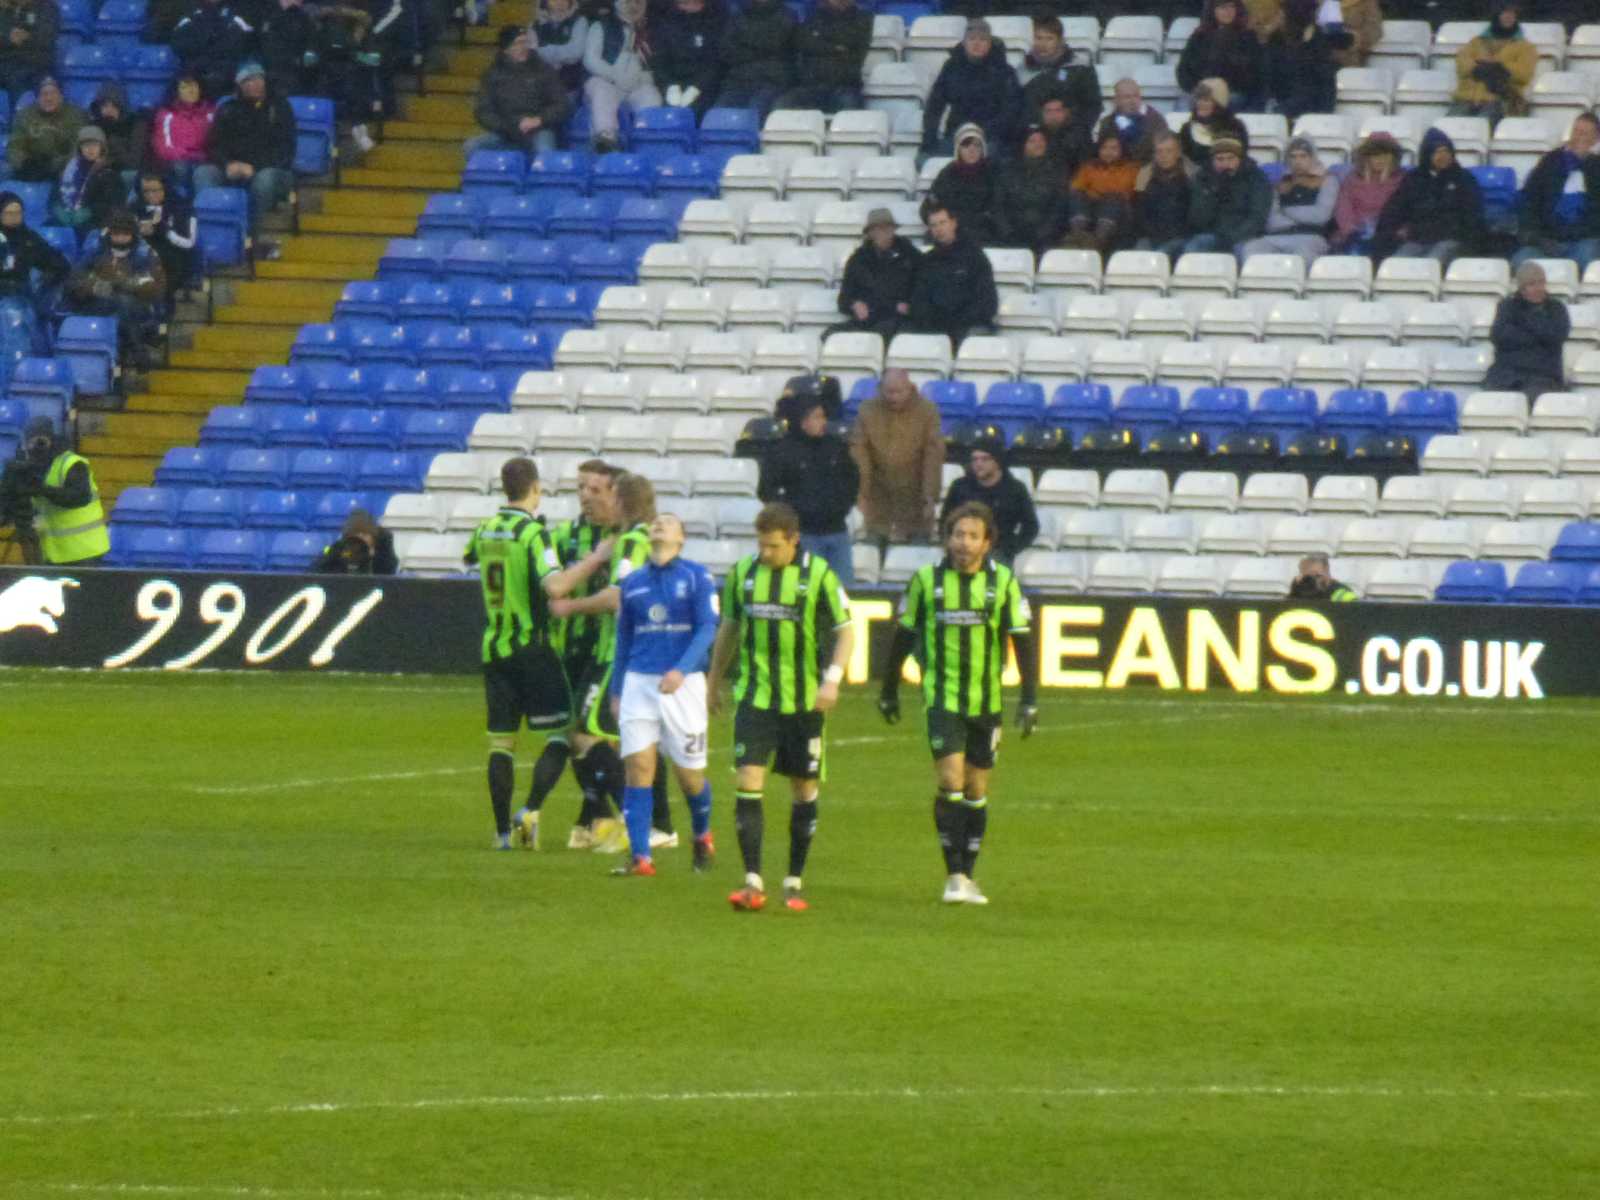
[749,602,801,621]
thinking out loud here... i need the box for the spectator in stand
[773,0,869,114]
[469,26,569,155]
[1239,136,1336,263]
[65,209,166,368]
[920,19,1022,161]
[1178,78,1249,169]
[1019,16,1098,144]
[1066,129,1139,256]
[582,0,658,154]
[1242,0,1284,40]
[717,0,794,120]
[757,391,860,584]
[1451,0,1535,124]
[850,367,944,546]
[1096,77,1170,164]
[313,0,386,154]
[1331,0,1384,68]
[1329,131,1402,255]
[1132,130,1196,256]
[170,0,254,100]
[1184,135,1271,256]
[260,0,318,98]
[88,84,147,192]
[832,207,917,339]
[1484,261,1570,400]
[7,78,87,182]
[195,62,296,250]
[926,123,999,246]
[532,0,590,96]
[0,0,58,107]
[1265,0,1350,121]
[1038,95,1090,173]
[1373,127,1484,264]
[995,124,1069,257]
[149,73,216,197]
[49,126,126,236]
[1513,112,1600,270]
[1177,0,1263,111]
[0,189,70,349]
[906,203,998,348]
[654,0,724,118]
[135,172,197,301]
[939,435,1039,566]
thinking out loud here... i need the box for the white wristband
[824,664,844,685]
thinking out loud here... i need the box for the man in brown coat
[849,367,945,545]
[66,209,167,367]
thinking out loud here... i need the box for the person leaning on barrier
[4,417,110,566]
[311,508,398,575]
[1289,554,1356,602]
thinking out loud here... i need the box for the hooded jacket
[207,83,296,169]
[758,419,860,536]
[1518,143,1600,244]
[995,151,1069,249]
[89,83,147,175]
[259,0,317,87]
[927,124,1000,245]
[1331,135,1403,246]
[1189,154,1273,245]
[583,2,654,93]
[0,194,70,295]
[0,0,59,73]
[1374,128,1485,256]
[473,44,572,138]
[922,37,1022,151]
[1095,104,1169,164]
[940,467,1039,564]
[51,135,126,229]
[837,232,918,323]
[1133,155,1196,244]
[170,0,252,72]
[1453,10,1536,112]
[6,95,89,178]
[719,0,794,90]
[1176,0,1263,100]
[791,0,870,89]
[653,1,724,93]
[1178,80,1250,168]
[1486,292,1570,390]
[150,87,216,166]
[907,228,998,335]
[1019,48,1100,141]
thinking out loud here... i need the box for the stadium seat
[222,448,291,488]
[113,487,180,527]
[155,447,222,487]
[123,526,193,569]
[1550,522,1600,562]
[1434,560,1508,603]
[1506,561,1583,604]
[242,489,312,530]
[266,530,325,570]
[194,529,266,572]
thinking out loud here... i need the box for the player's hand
[814,680,840,712]
[549,597,573,619]
[707,682,723,716]
[659,669,685,695]
[877,692,900,725]
[1016,703,1039,739]
[610,695,620,721]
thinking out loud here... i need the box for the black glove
[877,692,901,725]
[1016,702,1039,739]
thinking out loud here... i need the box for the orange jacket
[1070,159,1140,201]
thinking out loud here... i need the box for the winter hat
[953,122,987,157]
[1211,136,1245,157]
[77,125,107,147]
[1195,76,1231,110]
[1285,136,1317,159]
[863,207,896,232]
[106,209,139,234]
[965,17,991,37]
[235,61,266,84]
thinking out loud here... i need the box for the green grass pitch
[3,671,1597,1199]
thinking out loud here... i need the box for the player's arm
[541,537,614,598]
[609,593,634,707]
[669,566,721,680]
[1007,577,1040,737]
[706,570,742,715]
[814,571,853,713]
[462,528,478,567]
[877,576,921,724]
[551,584,621,618]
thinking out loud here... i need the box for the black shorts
[484,643,573,734]
[575,659,619,739]
[925,709,1002,770]
[734,705,825,781]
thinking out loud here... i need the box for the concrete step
[100,411,206,443]
[278,233,387,264]
[168,347,284,371]
[81,433,178,458]
[300,212,420,237]
[384,118,477,143]
[226,280,349,309]
[129,388,235,413]
[338,166,464,192]
[365,142,465,173]
[400,95,477,124]
[192,325,301,355]
[418,72,477,94]
[255,259,373,282]
[94,454,160,487]
[207,307,312,330]
[316,190,430,219]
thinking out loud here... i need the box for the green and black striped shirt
[897,558,1031,717]
[722,552,852,715]
[593,522,651,665]
[465,507,561,663]
[549,516,609,659]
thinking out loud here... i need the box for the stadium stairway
[81,14,516,505]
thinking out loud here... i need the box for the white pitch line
[40,1186,572,1200]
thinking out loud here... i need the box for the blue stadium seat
[1046,383,1113,440]
[355,450,424,491]
[437,367,505,411]
[305,364,375,406]
[60,43,118,82]
[528,282,591,326]
[155,446,221,487]
[567,241,639,284]
[58,0,93,37]
[266,529,325,570]
[201,405,266,445]
[38,225,77,260]
[546,195,620,248]
[222,448,291,488]
[417,193,485,239]
[980,381,1045,423]
[400,409,469,449]
[1507,561,1583,604]
[524,150,592,201]
[112,486,180,527]
[413,322,484,367]
[376,366,442,408]
[1578,565,1600,606]
[696,108,760,155]
[262,404,331,446]
[178,487,244,528]
[1389,389,1458,447]
[651,154,720,197]
[122,42,176,83]
[379,238,449,283]
[310,490,384,529]
[843,376,876,419]
[629,106,696,157]
[334,280,402,322]
[245,365,309,404]
[1434,560,1507,603]
[1115,384,1182,441]
[1472,166,1518,229]
[395,281,468,323]
[195,187,251,266]
[95,0,147,42]
[10,182,49,227]
[479,324,552,371]
[332,406,403,447]
[242,488,311,529]
[0,396,25,436]
[1320,388,1388,442]
[590,153,654,196]
[288,95,336,176]
[462,149,527,193]
[614,195,687,243]
[445,237,512,280]
[923,379,977,422]
[9,357,76,409]
[194,528,266,571]
[63,80,102,109]
[1249,387,1319,443]
[564,102,636,149]
[291,322,350,364]
[463,281,537,325]
[1182,386,1249,445]
[1550,522,1600,562]
[344,319,417,366]
[288,448,354,489]
[55,316,118,394]
[482,194,548,240]
[504,240,570,282]
[123,526,193,569]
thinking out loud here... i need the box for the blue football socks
[622,785,654,860]
[687,784,712,839]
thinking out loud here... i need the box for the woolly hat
[953,122,987,156]
[235,61,266,84]
[1211,136,1245,157]
[77,125,107,146]
[1194,76,1231,109]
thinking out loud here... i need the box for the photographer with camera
[1288,554,1356,603]
[3,416,109,565]
[310,508,398,575]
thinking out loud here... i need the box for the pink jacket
[150,100,217,166]
[1332,170,1403,246]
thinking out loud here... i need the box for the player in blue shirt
[608,512,720,876]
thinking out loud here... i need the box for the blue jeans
[192,164,292,232]
[463,130,557,156]
[1512,238,1600,272]
[800,531,854,588]
[1181,232,1225,255]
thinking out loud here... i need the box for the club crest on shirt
[648,603,668,622]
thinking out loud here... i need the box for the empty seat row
[155,447,430,491]
[1422,434,1600,478]
[420,450,759,498]
[1435,559,1600,605]
[107,527,342,573]
[383,491,765,540]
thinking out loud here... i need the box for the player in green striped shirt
[708,502,854,913]
[463,457,572,850]
[879,501,1039,906]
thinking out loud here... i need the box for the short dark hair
[497,24,523,48]
[501,456,539,501]
[944,500,996,544]
[755,502,800,538]
[614,472,657,527]
[1032,14,1062,35]
[1575,111,1600,132]
[924,202,954,224]
[575,457,616,479]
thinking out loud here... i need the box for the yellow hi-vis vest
[35,451,110,564]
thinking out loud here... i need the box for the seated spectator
[1020,16,1099,145]
[939,435,1039,566]
[655,0,724,117]
[170,0,253,101]
[920,19,1022,161]
[1038,95,1090,173]
[1266,0,1350,121]
[1451,0,1535,124]
[1178,78,1249,169]
[1329,131,1402,255]
[926,123,999,246]
[260,0,317,99]
[582,0,658,154]
[1177,0,1262,112]
[532,0,590,96]
[313,509,399,575]
[1331,0,1384,68]
[717,0,794,120]
[194,63,296,250]
[1096,77,1170,164]
[1067,129,1139,256]
[149,73,216,197]
[1513,112,1600,271]
[312,0,386,155]
[757,392,860,584]
[1373,127,1484,264]
[906,202,998,349]
[88,84,147,192]
[135,172,197,301]
[0,188,70,350]
[1184,135,1271,256]
[7,77,88,183]
[1239,136,1336,263]
[65,209,166,368]
[832,207,917,339]
[1484,262,1569,399]
[1132,130,1196,257]
[49,126,126,236]
[996,124,1069,257]
[0,0,57,107]
[773,0,870,114]
[470,26,569,155]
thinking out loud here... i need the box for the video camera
[1,429,54,562]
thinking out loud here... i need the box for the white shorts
[618,671,709,769]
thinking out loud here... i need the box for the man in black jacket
[469,26,569,154]
[939,435,1039,565]
[1512,112,1600,271]
[1373,127,1485,264]
[717,0,794,119]
[1019,16,1098,145]
[1484,260,1570,400]
[654,0,725,118]
[831,207,917,339]
[907,203,997,348]
[170,0,253,99]
[758,391,861,585]
[194,62,295,244]
[774,0,870,113]
[920,19,1022,159]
